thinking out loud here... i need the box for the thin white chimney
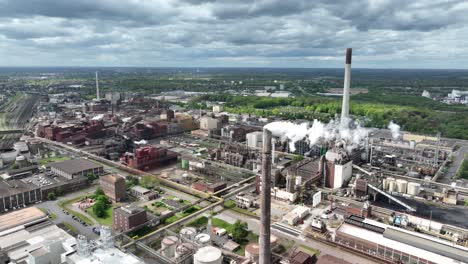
[95,71,100,100]
[341,48,352,126]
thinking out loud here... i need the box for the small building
[100,175,127,202]
[113,205,147,232]
[199,117,219,130]
[235,193,256,209]
[291,250,315,264]
[49,158,103,180]
[207,182,226,193]
[130,186,159,201]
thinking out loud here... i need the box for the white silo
[195,233,211,246]
[396,179,408,193]
[407,182,421,196]
[161,236,179,258]
[180,227,197,241]
[382,179,388,190]
[388,179,396,192]
[193,246,222,264]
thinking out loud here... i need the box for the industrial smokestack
[341,48,352,126]
[95,71,100,100]
[259,128,272,264]
[271,138,276,165]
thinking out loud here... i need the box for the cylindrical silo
[407,182,421,196]
[388,179,396,192]
[245,243,260,263]
[193,246,222,264]
[180,227,197,241]
[161,236,178,258]
[396,179,408,193]
[175,242,195,261]
[195,233,211,246]
[295,176,302,186]
[382,179,388,190]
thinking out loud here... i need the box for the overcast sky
[0,0,467,68]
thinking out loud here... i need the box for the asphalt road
[39,186,99,240]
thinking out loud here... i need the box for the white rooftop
[338,223,459,264]
[68,247,144,264]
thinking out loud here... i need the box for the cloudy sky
[0,0,467,68]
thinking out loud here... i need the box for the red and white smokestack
[259,128,272,264]
[341,48,352,125]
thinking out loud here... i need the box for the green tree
[140,175,159,189]
[95,187,104,196]
[230,220,248,243]
[47,192,56,200]
[126,176,139,187]
[96,195,110,206]
[93,200,107,218]
[86,172,97,181]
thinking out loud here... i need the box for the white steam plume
[264,119,369,153]
[387,121,401,140]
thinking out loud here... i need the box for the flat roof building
[113,205,147,233]
[0,180,43,213]
[336,216,468,264]
[50,158,103,180]
[0,208,75,264]
[100,174,126,202]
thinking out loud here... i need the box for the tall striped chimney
[341,48,352,126]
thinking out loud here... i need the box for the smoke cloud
[264,119,369,152]
[387,121,401,140]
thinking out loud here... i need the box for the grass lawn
[58,195,94,225]
[187,216,208,228]
[299,244,321,256]
[88,206,114,226]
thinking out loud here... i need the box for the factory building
[113,205,147,232]
[199,116,219,130]
[121,146,178,171]
[246,131,263,148]
[0,207,75,264]
[100,174,127,202]
[336,215,468,264]
[130,185,159,201]
[0,180,42,213]
[49,158,104,180]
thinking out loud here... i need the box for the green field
[39,156,71,166]
[88,206,114,226]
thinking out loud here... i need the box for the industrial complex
[0,48,467,264]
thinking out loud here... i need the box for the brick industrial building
[100,175,127,202]
[121,146,178,171]
[113,205,147,232]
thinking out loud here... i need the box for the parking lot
[39,186,99,239]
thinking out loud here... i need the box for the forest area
[191,92,468,140]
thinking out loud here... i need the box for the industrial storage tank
[387,178,396,192]
[245,243,260,263]
[195,233,211,246]
[407,182,421,196]
[181,159,190,170]
[161,236,179,258]
[295,176,302,186]
[180,227,197,241]
[175,242,195,261]
[396,179,408,193]
[382,179,388,191]
[193,246,222,264]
